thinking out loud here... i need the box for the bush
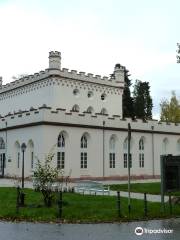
[33,148,63,207]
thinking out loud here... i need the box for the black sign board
[161,155,180,192]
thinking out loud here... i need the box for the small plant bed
[0,187,180,222]
[108,182,180,196]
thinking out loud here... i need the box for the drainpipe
[151,126,155,178]
[103,121,105,178]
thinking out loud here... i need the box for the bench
[74,180,110,195]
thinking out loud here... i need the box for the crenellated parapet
[1,105,180,135]
[0,51,125,95]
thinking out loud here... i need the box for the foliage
[160,91,180,123]
[133,80,153,120]
[1,187,180,222]
[111,65,153,120]
[123,69,134,119]
[33,148,63,207]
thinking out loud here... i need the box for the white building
[0,51,180,179]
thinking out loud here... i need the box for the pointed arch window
[177,139,180,152]
[162,138,168,154]
[0,138,5,149]
[0,138,6,172]
[81,135,87,148]
[101,108,108,115]
[72,104,80,112]
[123,137,132,168]
[139,137,145,168]
[57,133,66,169]
[139,138,144,150]
[109,136,116,168]
[80,134,88,168]
[87,106,94,114]
[58,134,65,148]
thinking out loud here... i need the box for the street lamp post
[128,123,131,215]
[21,143,26,189]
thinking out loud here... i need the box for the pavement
[0,177,168,202]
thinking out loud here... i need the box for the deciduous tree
[160,91,180,123]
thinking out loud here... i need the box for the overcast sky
[0,0,180,118]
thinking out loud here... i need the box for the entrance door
[0,153,5,177]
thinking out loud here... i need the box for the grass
[0,187,180,222]
[108,182,180,196]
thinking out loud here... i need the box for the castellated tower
[113,63,125,82]
[49,51,61,69]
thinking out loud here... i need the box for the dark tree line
[120,66,153,120]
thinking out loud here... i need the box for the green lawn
[108,182,180,196]
[0,187,180,222]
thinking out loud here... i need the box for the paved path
[109,190,168,202]
[0,178,168,202]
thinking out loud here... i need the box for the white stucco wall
[1,108,180,178]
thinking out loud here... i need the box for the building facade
[0,51,180,179]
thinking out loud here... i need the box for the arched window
[80,134,89,169]
[123,137,132,168]
[14,141,20,169]
[81,135,87,148]
[139,138,144,150]
[177,139,180,153]
[0,138,6,174]
[101,108,108,115]
[27,140,34,169]
[109,136,116,168]
[162,138,168,154]
[0,138,5,149]
[139,137,145,168]
[72,104,80,112]
[57,132,66,169]
[58,134,65,148]
[87,106,94,114]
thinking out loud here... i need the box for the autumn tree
[160,91,180,123]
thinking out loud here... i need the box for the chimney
[49,51,61,69]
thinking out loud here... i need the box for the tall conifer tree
[122,69,134,119]
[133,80,153,120]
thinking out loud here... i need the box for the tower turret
[113,63,125,82]
[49,51,61,69]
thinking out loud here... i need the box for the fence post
[169,193,172,215]
[144,192,147,217]
[117,191,121,217]
[58,190,63,219]
[16,186,20,213]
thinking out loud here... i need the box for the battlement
[49,51,61,58]
[0,51,125,95]
[1,105,180,135]
[0,68,123,95]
